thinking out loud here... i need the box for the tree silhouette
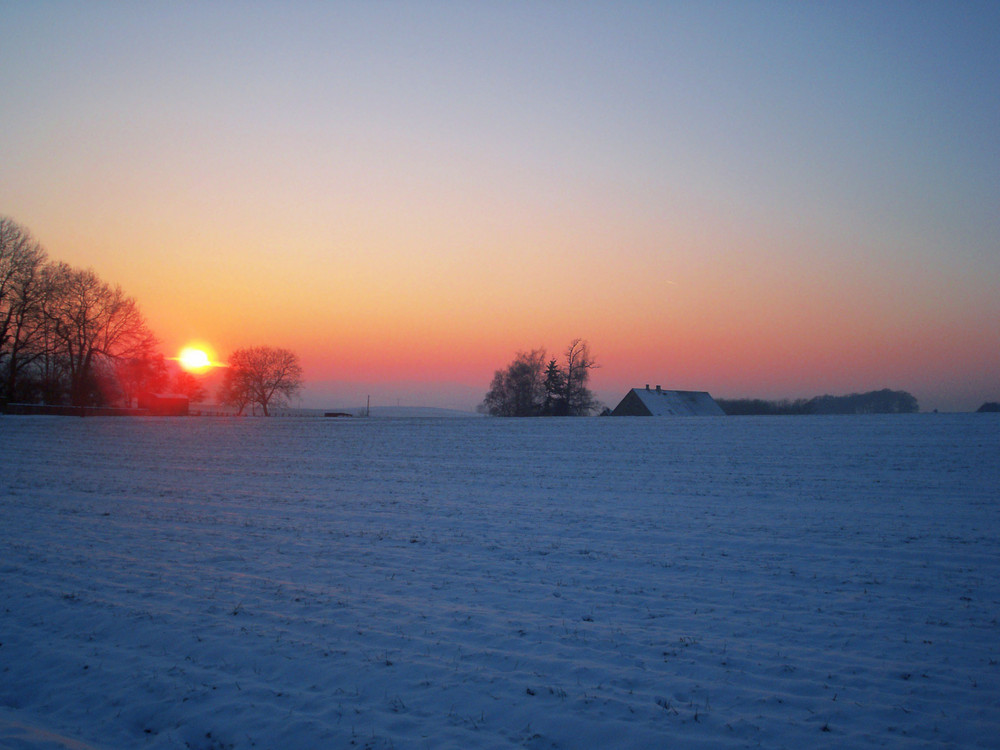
[717,389,919,415]
[542,358,567,416]
[0,217,48,402]
[480,340,599,417]
[115,351,170,407]
[562,338,598,416]
[479,349,546,417]
[172,370,208,403]
[219,346,303,416]
[43,263,157,406]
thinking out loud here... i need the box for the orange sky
[2,4,998,411]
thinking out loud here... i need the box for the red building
[137,393,190,416]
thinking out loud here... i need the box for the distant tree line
[716,389,919,416]
[977,402,1000,413]
[479,338,600,417]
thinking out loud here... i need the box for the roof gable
[613,388,725,416]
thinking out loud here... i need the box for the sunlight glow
[178,346,213,373]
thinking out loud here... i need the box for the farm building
[611,385,725,417]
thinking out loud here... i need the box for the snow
[1,414,998,749]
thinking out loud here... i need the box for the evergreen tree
[542,358,567,416]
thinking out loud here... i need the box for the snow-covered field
[1,414,998,749]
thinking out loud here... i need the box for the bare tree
[115,351,170,407]
[43,263,158,405]
[562,338,598,416]
[172,370,208,403]
[218,365,254,415]
[220,346,303,416]
[2,218,165,407]
[0,217,48,401]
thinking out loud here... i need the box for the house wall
[610,390,651,416]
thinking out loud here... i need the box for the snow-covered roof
[614,387,725,416]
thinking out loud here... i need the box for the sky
[2,1,998,412]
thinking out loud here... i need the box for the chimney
[645,384,650,391]
[656,385,661,393]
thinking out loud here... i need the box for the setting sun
[178,346,212,373]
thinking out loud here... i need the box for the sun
[178,346,213,373]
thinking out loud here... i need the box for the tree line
[480,338,600,416]
[1,216,303,413]
[716,389,919,416]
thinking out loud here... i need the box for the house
[611,385,725,417]
[137,393,190,416]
